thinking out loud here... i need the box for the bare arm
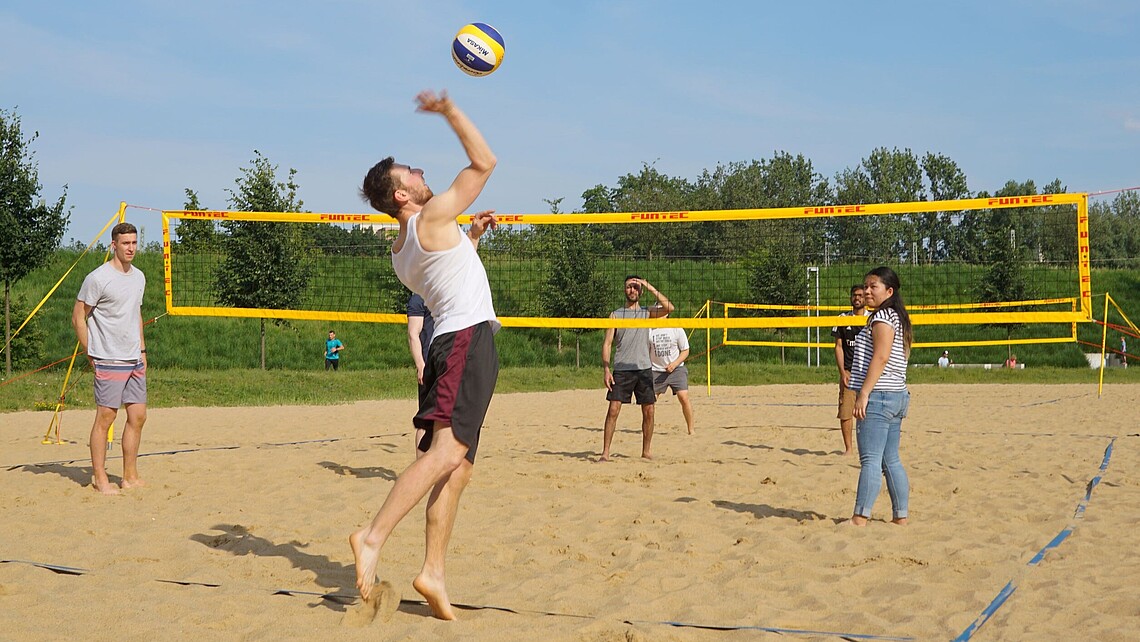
[668,347,690,373]
[834,339,849,388]
[853,321,895,419]
[466,210,497,250]
[602,323,616,390]
[640,280,674,318]
[415,91,497,232]
[407,316,426,385]
[72,300,92,355]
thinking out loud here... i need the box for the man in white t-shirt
[72,222,148,496]
[938,350,952,368]
[648,319,693,435]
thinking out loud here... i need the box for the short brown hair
[111,222,138,241]
[360,157,400,215]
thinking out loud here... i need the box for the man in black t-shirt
[831,285,867,455]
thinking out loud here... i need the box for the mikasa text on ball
[452,23,505,76]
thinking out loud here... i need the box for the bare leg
[840,418,854,455]
[89,406,119,495]
[601,400,622,461]
[677,390,694,435]
[350,426,468,601]
[414,428,426,460]
[413,458,473,620]
[640,403,655,459]
[120,403,147,488]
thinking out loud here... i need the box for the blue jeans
[854,389,910,520]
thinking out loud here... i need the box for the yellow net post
[1098,293,1110,398]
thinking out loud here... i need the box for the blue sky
[2,0,1137,246]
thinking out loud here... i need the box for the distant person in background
[72,221,148,496]
[832,285,868,455]
[1004,353,1018,368]
[1122,335,1128,367]
[648,317,694,435]
[325,330,345,370]
[407,293,435,456]
[937,350,952,368]
[601,275,673,461]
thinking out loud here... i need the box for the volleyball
[452,23,505,76]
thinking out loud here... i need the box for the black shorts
[607,369,655,405]
[414,321,499,463]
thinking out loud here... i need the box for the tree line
[3,105,1138,374]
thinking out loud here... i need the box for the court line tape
[951,437,1116,642]
[1,559,910,639]
[3,432,408,471]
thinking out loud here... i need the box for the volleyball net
[160,193,1091,343]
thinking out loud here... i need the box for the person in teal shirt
[325,330,345,371]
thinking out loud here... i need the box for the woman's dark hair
[866,266,912,351]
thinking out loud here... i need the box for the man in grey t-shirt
[72,222,147,496]
[601,275,673,461]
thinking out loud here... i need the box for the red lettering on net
[319,214,370,222]
[184,211,228,219]
[802,205,865,215]
[628,212,689,221]
[985,195,1056,206]
[496,215,524,222]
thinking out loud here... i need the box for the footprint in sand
[343,580,400,627]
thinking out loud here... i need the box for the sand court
[2,384,1137,641]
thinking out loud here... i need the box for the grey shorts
[653,365,689,395]
[93,359,147,408]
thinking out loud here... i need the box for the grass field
[3,362,1138,414]
[0,246,1135,412]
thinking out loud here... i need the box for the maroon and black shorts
[414,321,499,463]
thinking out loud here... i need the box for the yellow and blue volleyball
[452,23,505,77]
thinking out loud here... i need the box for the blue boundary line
[952,437,1116,642]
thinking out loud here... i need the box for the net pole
[1098,293,1109,398]
[705,300,712,397]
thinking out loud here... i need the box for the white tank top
[391,214,500,341]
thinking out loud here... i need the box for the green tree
[0,108,68,377]
[213,151,313,369]
[540,197,610,366]
[744,241,809,364]
[175,189,220,253]
[919,153,970,264]
[830,147,925,264]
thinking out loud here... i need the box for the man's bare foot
[121,477,146,490]
[91,476,120,496]
[413,573,456,620]
[841,515,869,527]
[891,517,909,526]
[842,449,853,456]
[687,429,694,435]
[598,454,611,462]
[349,529,381,601]
[641,452,653,460]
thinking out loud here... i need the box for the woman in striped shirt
[846,266,912,527]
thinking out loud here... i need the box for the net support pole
[1098,293,1109,398]
[705,300,712,398]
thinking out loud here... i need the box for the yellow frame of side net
[161,193,1092,327]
